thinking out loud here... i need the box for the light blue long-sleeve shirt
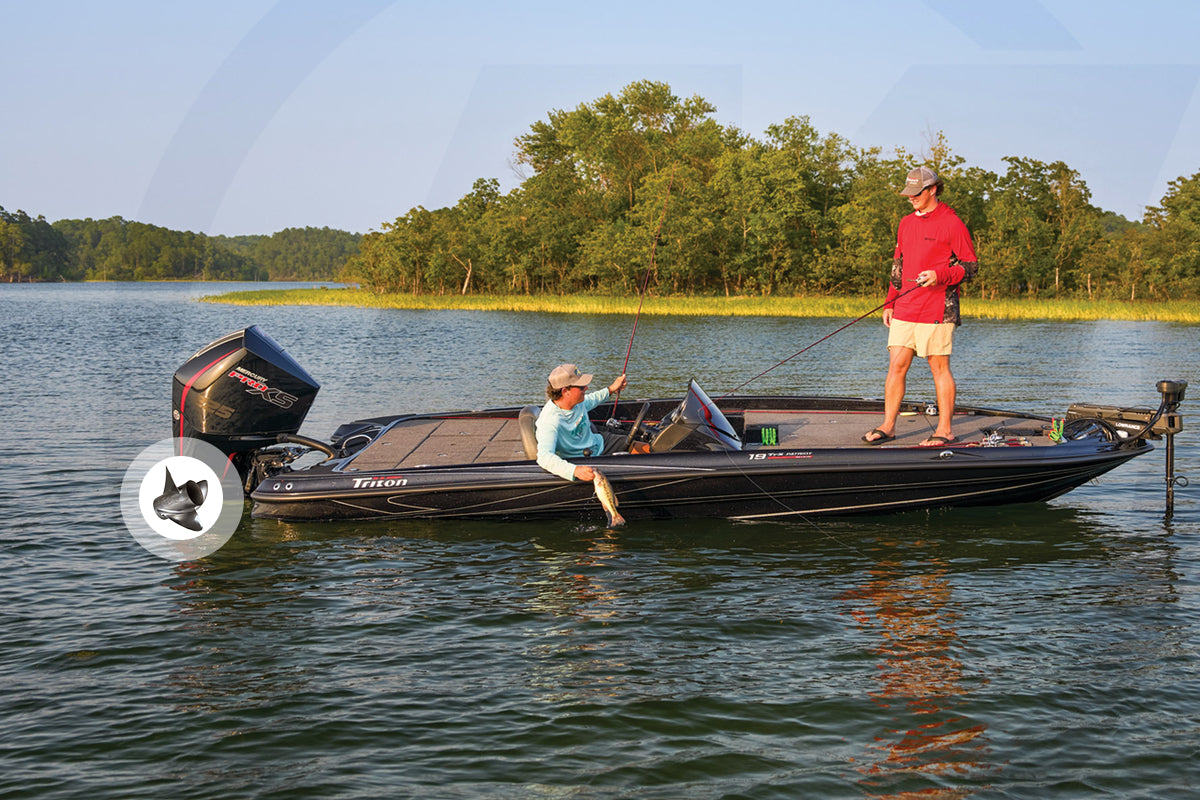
[534,388,610,481]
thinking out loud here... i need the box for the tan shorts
[888,318,954,357]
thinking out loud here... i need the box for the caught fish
[592,469,625,528]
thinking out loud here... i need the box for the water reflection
[162,544,324,715]
[841,548,995,797]
[522,529,631,701]
[526,531,624,620]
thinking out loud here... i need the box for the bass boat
[173,326,1186,524]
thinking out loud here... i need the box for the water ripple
[2,283,1197,799]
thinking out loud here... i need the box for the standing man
[862,166,979,447]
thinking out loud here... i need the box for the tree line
[347,80,1200,301]
[212,227,362,281]
[6,79,1200,299]
[0,210,359,282]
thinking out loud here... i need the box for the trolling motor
[1159,380,1188,518]
[1066,379,1187,517]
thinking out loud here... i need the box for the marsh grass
[203,287,1200,323]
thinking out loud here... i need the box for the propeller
[152,467,208,532]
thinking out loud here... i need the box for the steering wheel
[622,402,651,451]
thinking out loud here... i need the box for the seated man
[535,363,646,482]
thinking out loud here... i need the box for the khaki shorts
[887,318,954,357]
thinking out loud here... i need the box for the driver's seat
[518,406,539,460]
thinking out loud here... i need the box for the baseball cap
[548,364,593,389]
[900,166,939,196]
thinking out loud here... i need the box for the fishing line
[704,284,928,556]
[720,451,874,559]
[720,283,923,399]
[612,165,675,416]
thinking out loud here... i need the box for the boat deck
[348,416,528,472]
[740,408,1046,449]
[346,407,1052,473]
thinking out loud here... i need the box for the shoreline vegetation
[202,287,1200,323]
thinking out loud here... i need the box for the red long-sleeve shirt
[885,203,978,325]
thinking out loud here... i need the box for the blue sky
[4,0,1200,235]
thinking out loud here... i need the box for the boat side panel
[251,441,1150,523]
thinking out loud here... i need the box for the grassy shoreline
[201,286,1200,323]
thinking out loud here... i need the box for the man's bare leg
[865,346,915,442]
[923,354,956,444]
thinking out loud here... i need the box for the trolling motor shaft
[1158,380,1187,518]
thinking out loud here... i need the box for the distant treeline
[347,81,1200,301]
[213,228,362,281]
[0,209,359,282]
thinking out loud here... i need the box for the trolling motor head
[1148,379,1187,439]
[1158,379,1187,409]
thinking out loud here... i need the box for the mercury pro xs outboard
[172,326,320,488]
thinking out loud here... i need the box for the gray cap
[548,364,594,389]
[900,166,939,196]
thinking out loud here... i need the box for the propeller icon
[152,467,208,532]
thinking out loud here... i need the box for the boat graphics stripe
[729,462,1133,520]
[177,347,241,448]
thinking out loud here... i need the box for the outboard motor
[172,326,319,476]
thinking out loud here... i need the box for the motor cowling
[172,326,319,458]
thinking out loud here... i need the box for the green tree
[971,157,1101,297]
[0,214,30,279]
[515,81,718,212]
[818,147,910,295]
[706,117,853,295]
[1140,171,1200,298]
[709,142,791,294]
[2,207,71,280]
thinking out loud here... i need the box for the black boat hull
[250,435,1149,523]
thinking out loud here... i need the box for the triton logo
[228,370,298,409]
[352,475,409,489]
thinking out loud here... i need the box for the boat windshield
[650,380,742,452]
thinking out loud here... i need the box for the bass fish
[592,469,625,528]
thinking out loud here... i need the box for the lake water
[2,281,1197,798]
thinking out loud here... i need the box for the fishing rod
[720,282,924,399]
[611,166,675,415]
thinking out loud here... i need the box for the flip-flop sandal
[862,428,895,445]
[920,435,958,446]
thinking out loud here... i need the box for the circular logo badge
[121,439,245,560]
